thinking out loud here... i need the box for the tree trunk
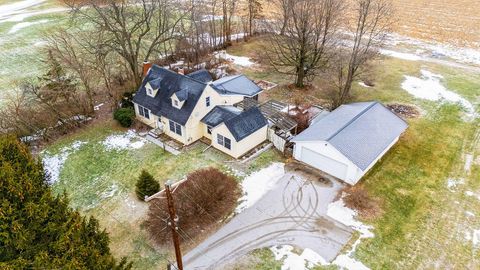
[295,65,305,88]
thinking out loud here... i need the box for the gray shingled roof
[187,69,213,83]
[211,75,262,97]
[132,65,207,125]
[292,101,408,170]
[224,107,268,141]
[201,106,241,127]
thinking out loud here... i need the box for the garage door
[300,147,348,180]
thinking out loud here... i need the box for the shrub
[146,167,240,245]
[135,170,160,200]
[342,186,380,219]
[114,107,135,127]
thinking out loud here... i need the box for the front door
[157,118,163,130]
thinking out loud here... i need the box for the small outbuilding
[291,101,408,185]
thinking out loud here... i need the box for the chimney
[143,61,152,77]
[177,67,184,75]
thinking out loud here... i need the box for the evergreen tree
[0,135,131,269]
[39,50,78,103]
[135,170,160,201]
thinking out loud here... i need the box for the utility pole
[165,180,183,270]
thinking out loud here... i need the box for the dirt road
[183,166,353,269]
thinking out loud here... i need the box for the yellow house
[132,65,268,158]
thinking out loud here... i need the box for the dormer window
[145,82,157,97]
[174,100,179,107]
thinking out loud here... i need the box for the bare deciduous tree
[275,0,292,35]
[328,0,393,109]
[221,0,237,45]
[65,0,187,86]
[266,0,343,88]
[45,30,97,114]
[246,0,262,36]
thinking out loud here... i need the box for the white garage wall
[293,136,401,185]
[293,141,362,185]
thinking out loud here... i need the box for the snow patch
[236,163,285,212]
[380,49,421,61]
[447,178,464,191]
[327,199,374,270]
[42,141,87,184]
[9,19,49,33]
[358,82,372,88]
[0,0,45,20]
[270,245,327,270]
[102,130,148,151]
[466,191,480,200]
[94,103,104,111]
[384,33,480,66]
[100,184,118,199]
[215,50,255,67]
[473,230,480,247]
[464,154,473,172]
[465,211,475,217]
[401,70,476,119]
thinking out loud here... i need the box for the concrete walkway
[183,168,353,269]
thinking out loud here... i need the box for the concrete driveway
[183,164,353,269]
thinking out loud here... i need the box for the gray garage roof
[292,101,408,171]
[211,75,262,97]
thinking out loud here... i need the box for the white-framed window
[147,88,153,96]
[206,96,211,107]
[169,120,182,136]
[138,105,150,119]
[217,134,231,150]
[207,126,212,134]
[174,100,179,107]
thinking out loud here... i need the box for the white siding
[293,141,359,185]
[293,136,401,185]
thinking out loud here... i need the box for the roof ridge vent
[325,101,378,141]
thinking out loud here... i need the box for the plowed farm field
[392,0,480,48]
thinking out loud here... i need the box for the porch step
[148,128,162,138]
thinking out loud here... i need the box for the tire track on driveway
[183,168,353,269]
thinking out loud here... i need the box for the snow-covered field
[0,0,69,103]
[383,33,480,66]
[401,70,476,119]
